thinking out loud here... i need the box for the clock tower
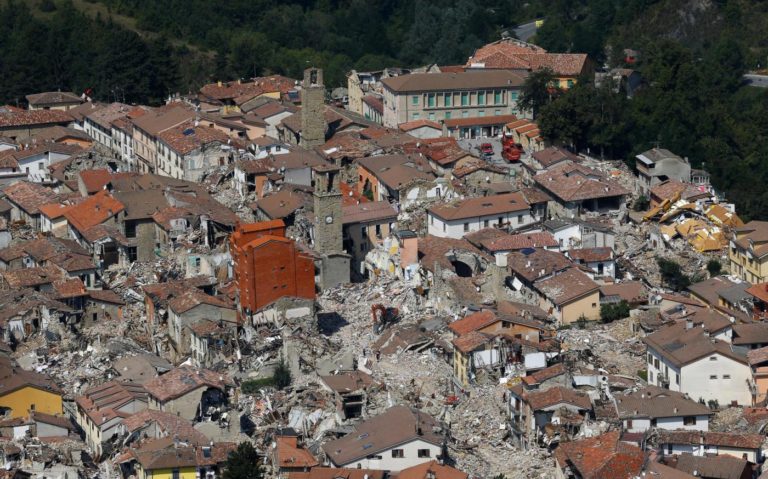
[312,164,350,288]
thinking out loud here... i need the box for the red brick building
[229,220,315,318]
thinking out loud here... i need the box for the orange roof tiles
[0,110,73,128]
[554,431,645,479]
[64,190,124,234]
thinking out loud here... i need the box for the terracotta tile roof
[526,386,591,410]
[448,310,497,335]
[402,137,470,166]
[302,468,385,479]
[82,224,129,245]
[199,75,297,103]
[482,231,558,252]
[398,119,442,132]
[567,247,613,263]
[658,430,764,450]
[397,461,468,479]
[531,146,579,168]
[650,179,707,202]
[64,190,124,234]
[521,363,567,386]
[535,267,599,306]
[256,188,312,220]
[121,437,236,470]
[131,106,195,136]
[453,330,495,353]
[322,406,443,466]
[341,201,397,225]
[157,120,235,155]
[466,39,589,76]
[381,70,526,93]
[122,410,208,444]
[38,203,73,220]
[643,322,748,368]
[143,366,233,403]
[1,265,64,288]
[671,454,750,479]
[554,431,644,479]
[275,436,319,468]
[0,110,73,128]
[26,91,82,106]
[52,277,87,299]
[0,356,62,398]
[78,169,117,194]
[362,95,383,114]
[687,276,748,308]
[357,154,435,190]
[616,386,711,419]
[464,227,509,247]
[599,281,647,304]
[451,158,506,179]
[507,248,572,283]
[3,182,61,215]
[733,322,768,346]
[234,158,271,175]
[429,192,529,221]
[519,186,552,205]
[74,380,148,426]
[85,102,133,130]
[87,289,125,305]
[319,371,374,393]
[534,163,629,202]
[167,288,233,315]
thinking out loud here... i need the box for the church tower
[312,164,342,254]
[301,67,326,148]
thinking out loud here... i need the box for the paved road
[513,21,539,42]
[744,74,768,88]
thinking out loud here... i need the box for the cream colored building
[729,220,768,283]
[534,268,600,324]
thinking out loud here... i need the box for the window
[648,354,653,364]
[172,469,180,479]
[411,95,419,106]
[412,112,420,120]
[477,110,485,117]
[127,247,137,262]
[418,449,431,458]
[125,222,137,238]
[567,79,575,88]
[427,93,436,108]
[517,214,523,224]
[665,365,668,376]
[709,356,718,361]
[478,91,486,105]
[651,419,657,427]
[654,358,659,369]
[649,371,653,382]
[494,90,502,105]
[444,93,452,107]
[591,303,597,308]
[461,92,469,106]
[430,216,434,225]
[683,416,697,426]
[626,419,632,429]
[30,404,35,411]
[495,109,502,116]
[667,444,673,455]
[428,112,436,121]
[483,219,489,228]
[676,373,680,385]
[444,112,452,120]
[510,91,519,101]
[461,111,469,118]
[443,223,446,232]
[375,224,382,238]
[463,223,469,232]
[723,374,731,379]
[391,449,404,458]
[709,375,717,380]
[38,163,44,170]
[501,322,510,328]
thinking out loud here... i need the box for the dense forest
[3,0,768,218]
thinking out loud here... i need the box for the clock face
[325,215,334,224]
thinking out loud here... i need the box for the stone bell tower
[312,164,350,288]
[301,67,326,149]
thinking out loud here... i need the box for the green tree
[657,258,691,291]
[517,68,558,118]
[706,259,722,277]
[222,442,262,479]
[273,356,291,390]
[600,300,630,323]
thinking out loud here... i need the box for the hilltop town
[0,34,767,479]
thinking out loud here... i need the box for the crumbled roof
[122,410,208,445]
[157,120,235,155]
[525,386,592,411]
[357,154,435,190]
[167,288,233,315]
[417,235,489,273]
[74,380,148,426]
[402,137,472,167]
[534,163,630,202]
[143,366,233,403]
[687,276,750,308]
[429,192,529,221]
[1,265,64,288]
[615,386,712,419]
[199,75,297,102]
[535,268,600,306]
[452,330,495,353]
[553,431,645,479]
[521,363,567,386]
[321,406,443,466]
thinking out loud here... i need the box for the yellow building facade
[0,385,63,419]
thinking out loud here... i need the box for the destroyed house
[615,386,712,433]
[143,366,234,422]
[448,309,548,343]
[0,288,73,342]
[452,331,501,387]
[644,322,752,406]
[0,356,62,419]
[319,371,375,420]
[188,319,238,368]
[635,148,692,194]
[118,409,208,447]
[507,385,592,447]
[357,154,438,205]
[427,192,534,239]
[322,406,445,471]
[165,288,236,358]
[533,163,629,219]
[74,380,149,459]
[3,181,61,228]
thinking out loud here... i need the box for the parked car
[480,143,494,157]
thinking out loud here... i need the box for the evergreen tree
[222,442,262,479]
